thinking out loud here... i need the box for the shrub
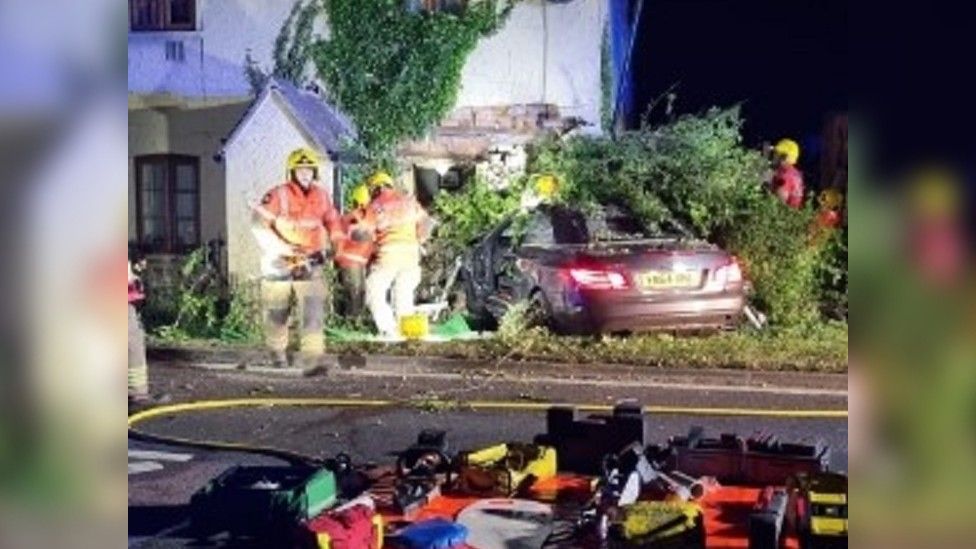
[527,107,827,326]
[817,224,848,320]
[723,195,824,327]
[145,248,264,343]
[219,282,264,343]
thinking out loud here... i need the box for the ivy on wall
[274,0,321,86]
[243,0,322,94]
[311,0,516,158]
[250,0,517,161]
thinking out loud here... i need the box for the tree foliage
[311,0,515,156]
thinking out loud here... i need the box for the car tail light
[568,268,630,290]
[713,258,744,287]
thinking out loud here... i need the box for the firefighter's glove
[350,228,372,243]
[308,251,326,266]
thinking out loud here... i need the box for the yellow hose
[129,397,847,429]
[127,397,845,462]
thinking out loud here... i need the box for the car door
[493,210,555,302]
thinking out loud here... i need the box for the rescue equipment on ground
[748,487,789,549]
[535,400,652,474]
[399,312,430,340]
[394,430,453,518]
[169,398,844,548]
[788,472,848,545]
[393,519,468,549]
[456,498,554,549]
[665,427,830,485]
[611,501,706,548]
[456,442,557,497]
[189,465,338,541]
[579,443,714,542]
[299,493,384,549]
[325,452,372,500]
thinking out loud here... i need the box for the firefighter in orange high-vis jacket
[252,148,344,368]
[334,184,374,318]
[770,138,805,209]
[359,172,432,339]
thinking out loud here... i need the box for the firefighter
[360,171,432,339]
[770,138,805,209]
[520,173,560,210]
[252,148,344,368]
[128,258,169,408]
[335,184,374,318]
[128,259,150,405]
[816,187,845,229]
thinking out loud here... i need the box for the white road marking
[128,461,164,475]
[128,449,194,462]
[128,449,193,476]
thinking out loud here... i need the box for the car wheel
[462,278,497,331]
[526,291,555,331]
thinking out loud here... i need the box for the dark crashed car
[460,203,747,334]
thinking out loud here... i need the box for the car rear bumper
[555,291,746,333]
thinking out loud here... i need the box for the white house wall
[223,94,336,281]
[130,0,605,123]
[128,0,296,102]
[456,0,606,129]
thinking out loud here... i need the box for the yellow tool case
[456,442,557,497]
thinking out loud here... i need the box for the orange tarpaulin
[377,473,800,548]
[699,486,799,548]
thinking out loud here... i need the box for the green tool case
[189,465,338,539]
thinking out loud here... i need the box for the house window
[135,155,201,253]
[406,0,467,15]
[130,0,197,32]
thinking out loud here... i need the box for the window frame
[134,154,201,254]
[129,0,197,32]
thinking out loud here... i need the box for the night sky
[631,0,847,149]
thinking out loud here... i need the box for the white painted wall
[223,93,336,281]
[128,0,296,101]
[456,0,606,129]
[129,0,605,126]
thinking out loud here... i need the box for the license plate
[638,270,701,289]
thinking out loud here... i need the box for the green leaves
[530,107,767,238]
[432,177,525,250]
[309,0,516,156]
[527,108,836,327]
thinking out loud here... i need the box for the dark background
[632,0,847,153]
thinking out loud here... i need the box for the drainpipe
[612,0,645,136]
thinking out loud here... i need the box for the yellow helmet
[366,171,394,189]
[534,174,559,198]
[773,139,800,166]
[286,147,321,175]
[818,188,844,210]
[910,168,959,218]
[351,184,371,208]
